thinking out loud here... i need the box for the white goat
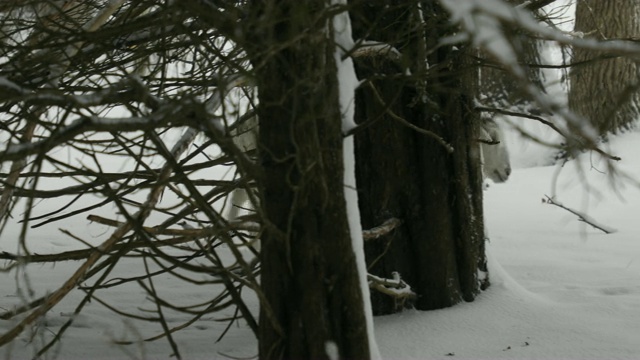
[479,119,511,183]
[226,118,259,221]
[226,117,511,219]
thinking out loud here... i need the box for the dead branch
[475,106,621,161]
[368,272,416,311]
[351,41,402,62]
[0,127,198,347]
[0,213,263,264]
[364,82,455,153]
[362,217,402,241]
[2,215,393,264]
[543,195,616,234]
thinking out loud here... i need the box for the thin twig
[543,195,616,234]
[0,128,198,346]
[141,255,182,359]
[366,82,455,153]
[475,106,621,161]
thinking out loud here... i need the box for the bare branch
[359,82,455,153]
[363,217,402,241]
[543,195,616,234]
[475,106,622,161]
[368,272,416,311]
[0,128,198,346]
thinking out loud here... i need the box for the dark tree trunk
[246,1,371,359]
[569,0,640,135]
[350,0,488,315]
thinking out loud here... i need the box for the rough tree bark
[246,1,371,358]
[569,0,640,135]
[350,0,488,315]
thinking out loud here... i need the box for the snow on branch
[0,114,168,161]
[0,91,219,162]
[441,0,640,57]
[351,41,403,62]
[543,195,616,234]
[0,76,161,109]
[368,272,416,309]
[362,218,402,241]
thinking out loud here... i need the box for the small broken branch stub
[362,217,402,241]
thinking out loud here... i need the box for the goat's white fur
[226,117,511,219]
[227,118,259,221]
[479,119,511,183]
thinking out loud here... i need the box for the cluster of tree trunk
[349,1,488,315]
[247,0,489,357]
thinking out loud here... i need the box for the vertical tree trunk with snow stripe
[569,0,640,135]
[350,0,488,315]
[246,1,372,359]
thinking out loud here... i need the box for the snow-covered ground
[376,130,640,359]
[3,128,640,359]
